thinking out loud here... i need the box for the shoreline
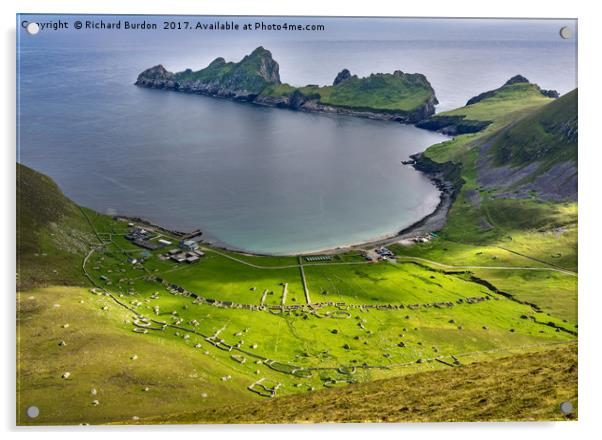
[117,152,461,257]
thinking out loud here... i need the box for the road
[200,246,577,277]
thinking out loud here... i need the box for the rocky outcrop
[135,65,176,89]
[333,69,353,86]
[540,89,560,99]
[416,115,491,135]
[503,74,530,86]
[136,46,281,101]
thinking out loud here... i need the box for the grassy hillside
[17,163,96,290]
[490,89,577,167]
[424,80,555,163]
[145,342,577,424]
[262,71,436,113]
[17,286,251,425]
[394,81,578,324]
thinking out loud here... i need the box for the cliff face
[135,48,438,123]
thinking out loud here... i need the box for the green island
[135,46,439,123]
[18,67,577,424]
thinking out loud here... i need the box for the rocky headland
[135,46,438,124]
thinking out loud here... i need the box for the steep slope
[136,48,438,123]
[489,89,577,167]
[142,343,577,424]
[477,89,577,201]
[418,75,557,136]
[17,163,95,289]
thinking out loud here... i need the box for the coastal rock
[288,90,308,109]
[416,115,491,135]
[333,69,352,86]
[503,74,530,86]
[398,152,464,235]
[135,65,175,88]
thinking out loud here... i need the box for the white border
[3,1,601,439]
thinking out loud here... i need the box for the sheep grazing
[62,372,71,379]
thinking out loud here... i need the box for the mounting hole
[27,406,40,418]
[559,26,572,39]
[26,22,40,35]
[560,401,574,414]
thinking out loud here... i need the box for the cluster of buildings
[163,240,205,264]
[363,246,395,262]
[375,246,394,258]
[126,225,204,265]
[125,227,172,251]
